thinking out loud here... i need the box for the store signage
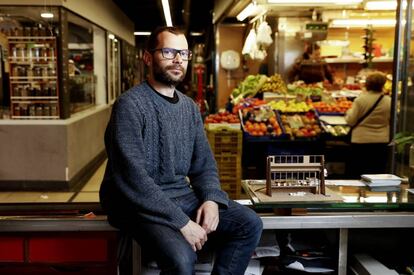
[305,23,328,31]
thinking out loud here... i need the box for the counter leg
[338,228,348,275]
[132,239,141,275]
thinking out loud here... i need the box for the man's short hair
[365,72,387,93]
[146,26,184,51]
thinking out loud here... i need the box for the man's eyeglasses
[151,48,192,61]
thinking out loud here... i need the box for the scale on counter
[242,155,342,204]
[265,155,326,196]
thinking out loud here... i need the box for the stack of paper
[361,174,402,187]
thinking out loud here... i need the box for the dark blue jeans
[115,192,262,275]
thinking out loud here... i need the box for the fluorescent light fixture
[365,1,397,10]
[40,12,54,18]
[331,18,396,27]
[161,0,173,27]
[134,31,151,36]
[237,3,264,21]
[190,32,203,36]
[364,0,412,10]
[267,0,362,3]
[108,34,115,40]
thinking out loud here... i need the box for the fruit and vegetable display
[241,106,284,137]
[343,83,361,90]
[231,74,268,104]
[321,124,350,136]
[267,99,313,113]
[259,73,287,94]
[311,98,353,114]
[287,81,324,97]
[231,98,267,114]
[383,75,392,95]
[204,111,240,124]
[280,111,322,139]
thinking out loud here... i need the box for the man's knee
[244,207,263,237]
[160,245,197,274]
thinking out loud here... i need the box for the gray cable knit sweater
[99,81,229,230]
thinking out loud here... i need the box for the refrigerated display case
[0,3,131,189]
[0,6,111,119]
[8,34,59,119]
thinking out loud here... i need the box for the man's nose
[172,52,183,63]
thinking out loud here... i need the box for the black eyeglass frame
[150,47,193,61]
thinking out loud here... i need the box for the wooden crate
[206,128,242,156]
[206,128,242,199]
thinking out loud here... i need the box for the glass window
[67,12,106,114]
[107,33,121,104]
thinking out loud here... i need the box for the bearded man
[100,26,262,275]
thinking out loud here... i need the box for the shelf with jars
[8,36,59,119]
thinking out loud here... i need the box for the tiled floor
[0,160,106,204]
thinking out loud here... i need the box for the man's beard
[153,63,186,87]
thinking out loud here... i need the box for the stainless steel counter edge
[0,217,117,232]
[1,213,414,232]
[261,214,414,229]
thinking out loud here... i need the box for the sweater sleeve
[187,106,229,208]
[345,97,363,127]
[105,96,190,230]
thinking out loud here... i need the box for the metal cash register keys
[265,155,326,196]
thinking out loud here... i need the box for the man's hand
[196,201,219,234]
[180,220,207,251]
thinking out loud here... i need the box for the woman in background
[345,71,391,178]
[288,43,334,85]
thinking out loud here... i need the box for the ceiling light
[161,0,173,27]
[134,31,151,36]
[40,12,54,18]
[267,0,362,4]
[237,2,264,21]
[330,18,396,27]
[108,34,115,40]
[190,32,203,36]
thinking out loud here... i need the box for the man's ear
[143,50,152,66]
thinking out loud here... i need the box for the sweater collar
[145,81,179,104]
